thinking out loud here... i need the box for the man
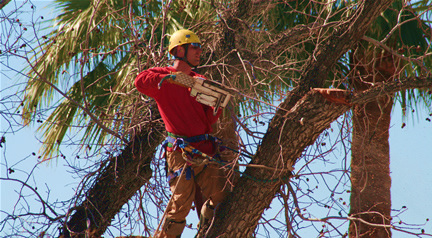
[134,29,230,238]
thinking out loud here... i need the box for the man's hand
[158,74,177,89]
[312,88,352,106]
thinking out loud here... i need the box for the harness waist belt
[165,133,216,148]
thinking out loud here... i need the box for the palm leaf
[37,62,113,160]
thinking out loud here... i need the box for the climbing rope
[154,163,188,236]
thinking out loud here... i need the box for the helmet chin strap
[174,44,198,68]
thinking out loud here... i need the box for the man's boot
[195,200,215,238]
[158,218,186,238]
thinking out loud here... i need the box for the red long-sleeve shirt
[134,66,221,154]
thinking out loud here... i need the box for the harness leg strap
[168,166,194,182]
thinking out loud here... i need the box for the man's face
[186,43,202,66]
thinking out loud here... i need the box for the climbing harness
[161,133,293,184]
[156,134,293,237]
[161,133,222,183]
[155,135,219,236]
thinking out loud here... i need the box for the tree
[348,1,432,237]
[1,0,431,237]
[256,1,432,236]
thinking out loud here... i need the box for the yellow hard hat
[168,29,201,53]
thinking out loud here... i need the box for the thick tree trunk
[60,104,164,238]
[206,91,351,237]
[206,1,395,236]
[348,49,397,237]
[206,75,432,237]
[349,95,393,238]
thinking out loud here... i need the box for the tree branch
[207,1,398,236]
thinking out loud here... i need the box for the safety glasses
[190,42,201,49]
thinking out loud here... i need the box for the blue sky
[1,1,431,237]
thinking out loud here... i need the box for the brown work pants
[157,150,230,238]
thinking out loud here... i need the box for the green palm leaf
[22,0,224,159]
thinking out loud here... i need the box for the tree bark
[206,0,395,236]
[206,75,431,237]
[60,104,164,238]
[349,94,393,238]
[207,90,351,237]
[0,0,11,10]
[348,48,397,237]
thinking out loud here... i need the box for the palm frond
[37,62,113,160]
